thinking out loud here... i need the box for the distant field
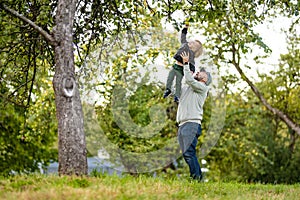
[0,174,299,200]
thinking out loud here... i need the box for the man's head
[188,40,203,58]
[194,68,212,86]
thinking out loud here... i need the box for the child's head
[188,40,203,58]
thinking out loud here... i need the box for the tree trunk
[52,0,87,175]
[1,1,88,175]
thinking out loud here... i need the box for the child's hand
[180,51,189,63]
[185,18,190,27]
[185,22,189,28]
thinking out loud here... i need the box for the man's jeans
[178,122,202,180]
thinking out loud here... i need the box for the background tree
[206,31,300,183]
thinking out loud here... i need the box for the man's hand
[180,51,189,64]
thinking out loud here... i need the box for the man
[176,51,212,181]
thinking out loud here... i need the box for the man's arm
[180,51,208,93]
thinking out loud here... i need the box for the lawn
[0,174,299,200]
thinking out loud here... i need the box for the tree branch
[224,13,300,136]
[231,53,300,136]
[1,3,57,46]
[144,0,156,14]
[207,0,214,11]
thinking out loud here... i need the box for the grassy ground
[0,174,299,200]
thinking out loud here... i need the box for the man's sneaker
[163,88,171,98]
[174,96,179,103]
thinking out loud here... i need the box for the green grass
[0,174,299,200]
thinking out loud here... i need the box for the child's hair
[194,40,203,58]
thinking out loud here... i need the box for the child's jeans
[166,64,183,98]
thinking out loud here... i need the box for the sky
[253,16,297,66]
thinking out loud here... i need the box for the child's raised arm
[180,23,189,44]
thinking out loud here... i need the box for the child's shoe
[163,88,171,98]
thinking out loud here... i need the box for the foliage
[258,30,300,126]
[207,93,278,182]
[79,20,184,173]
[0,0,57,175]
[0,0,54,106]
[0,79,57,176]
[95,81,178,173]
[206,44,300,183]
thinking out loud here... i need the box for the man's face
[195,71,208,83]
